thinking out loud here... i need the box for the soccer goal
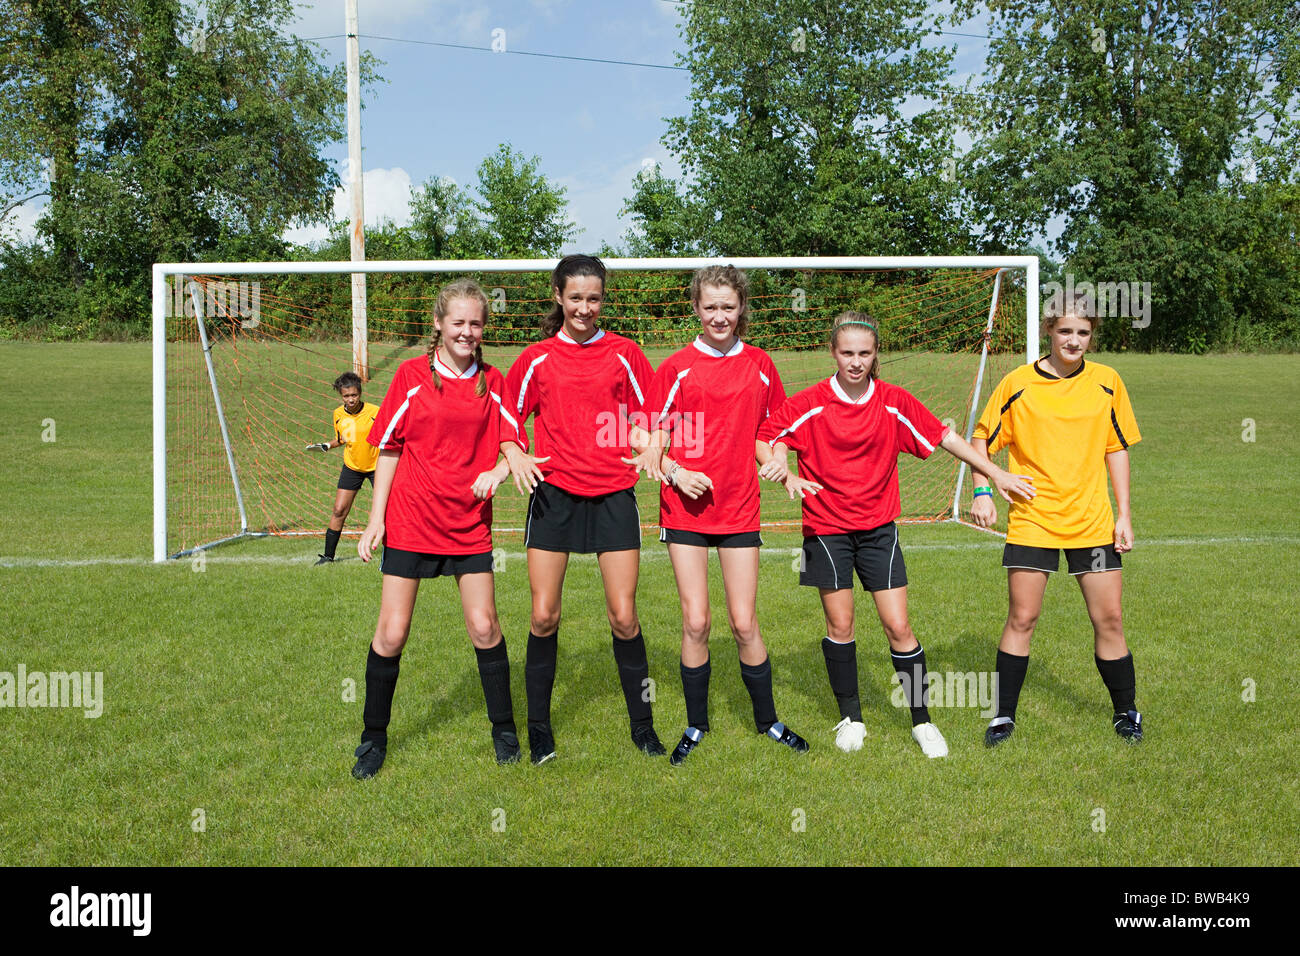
[151,256,1040,562]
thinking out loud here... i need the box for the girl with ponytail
[499,254,668,764]
[757,312,1034,760]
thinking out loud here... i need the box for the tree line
[1,0,1296,351]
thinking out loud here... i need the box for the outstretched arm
[940,431,1035,505]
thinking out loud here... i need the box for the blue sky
[7,1,1014,254]
[281,0,1004,253]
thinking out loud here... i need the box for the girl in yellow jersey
[305,371,380,564]
[970,291,1143,746]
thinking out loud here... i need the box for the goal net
[152,256,1040,561]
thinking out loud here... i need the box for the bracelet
[666,463,681,486]
[973,485,993,499]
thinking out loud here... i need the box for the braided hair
[427,278,492,397]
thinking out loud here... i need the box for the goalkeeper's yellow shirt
[333,402,380,473]
[974,360,1140,548]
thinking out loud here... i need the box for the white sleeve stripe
[377,384,422,449]
[616,353,645,405]
[768,405,824,445]
[886,405,935,452]
[490,390,521,437]
[758,370,770,386]
[656,368,690,426]
[516,354,548,414]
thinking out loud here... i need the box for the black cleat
[669,727,704,766]
[528,721,556,765]
[631,722,667,757]
[984,716,1015,748]
[314,554,334,566]
[351,740,385,779]
[493,729,521,765]
[766,721,810,753]
[1113,709,1143,743]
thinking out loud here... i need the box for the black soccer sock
[612,631,653,727]
[821,637,862,722]
[474,637,516,735]
[680,658,711,732]
[361,645,401,749]
[740,656,779,734]
[323,527,342,559]
[525,631,558,726]
[891,644,932,727]
[1095,652,1136,715]
[995,649,1030,721]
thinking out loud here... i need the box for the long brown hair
[541,254,606,338]
[690,264,750,339]
[427,278,491,397]
[829,311,881,381]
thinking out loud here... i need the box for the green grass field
[2,343,1298,865]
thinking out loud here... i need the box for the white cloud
[557,143,684,253]
[283,165,415,245]
[286,0,517,46]
[0,195,46,244]
[287,0,442,38]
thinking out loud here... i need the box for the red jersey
[504,328,654,497]
[757,376,949,536]
[649,338,786,534]
[367,355,528,555]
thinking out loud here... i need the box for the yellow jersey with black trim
[333,402,380,473]
[973,359,1140,548]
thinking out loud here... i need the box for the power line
[299,33,687,71]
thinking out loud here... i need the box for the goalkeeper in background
[306,371,380,565]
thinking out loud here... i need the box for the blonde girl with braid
[349,279,532,778]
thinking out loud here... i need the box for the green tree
[473,144,577,258]
[954,0,1300,349]
[651,0,964,257]
[408,174,488,259]
[0,0,365,333]
[620,163,701,256]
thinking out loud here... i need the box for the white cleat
[911,721,949,759]
[833,716,866,753]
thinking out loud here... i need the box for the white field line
[2,535,1298,568]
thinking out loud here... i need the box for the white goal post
[152,255,1039,562]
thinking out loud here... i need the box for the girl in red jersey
[757,313,1034,758]
[646,265,808,765]
[500,254,666,764]
[349,279,529,779]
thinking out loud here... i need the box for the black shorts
[800,524,907,592]
[338,464,375,491]
[1003,543,1122,575]
[525,482,641,554]
[380,546,493,579]
[660,528,763,548]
